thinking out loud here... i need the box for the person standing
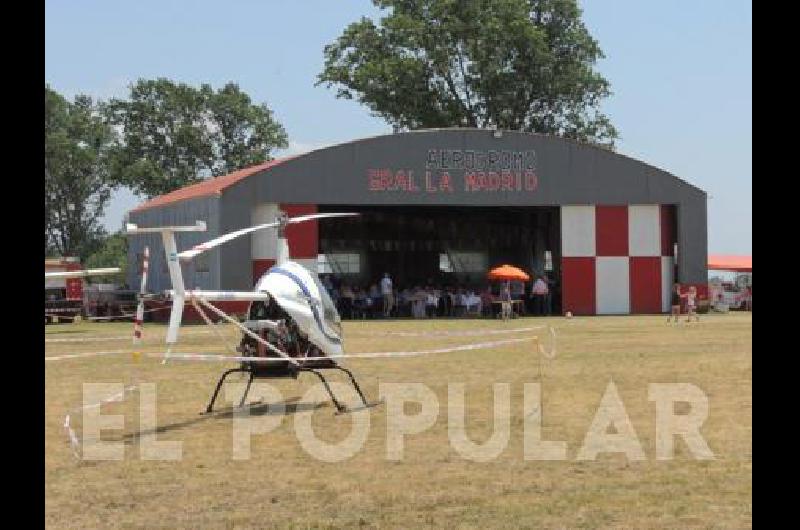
[668,283,682,323]
[511,280,524,301]
[500,280,512,320]
[441,286,454,317]
[480,286,494,318]
[339,284,354,319]
[412,286,427,318]
[380,272,394,317]
[425,287,439,318]
[685,285,699,322]
[513,280,527,315]
[531,275,549,316]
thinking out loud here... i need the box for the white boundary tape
[345,325,548,338]
[45,306,168,320]
[347,325,556,359]
[87,307,169,321]
[45,345,237,362]
[541,326,557,359]
[45,328,218,343]
[46,350,131,362]
[149,335,547,363]
[46,326,557,361]
[46,325,545,343]
[46,336,132,343]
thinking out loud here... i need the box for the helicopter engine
[238,297,328,376]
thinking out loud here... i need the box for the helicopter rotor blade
[177,212,359,262]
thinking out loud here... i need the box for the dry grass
[46,313,752,529]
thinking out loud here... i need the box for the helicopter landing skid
[202,363,379,415]
[297,366,381,414]
[202,367,252,414]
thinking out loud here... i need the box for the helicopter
[126,211,382,414]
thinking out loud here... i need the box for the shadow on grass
[109,397,328,445]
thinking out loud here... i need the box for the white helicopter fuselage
[253,260,344,357]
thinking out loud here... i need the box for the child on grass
[685,285,699,322]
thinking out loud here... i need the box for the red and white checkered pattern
[561,205,676,315]
[251,203,319,284]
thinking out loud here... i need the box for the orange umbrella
[487,264,530,282]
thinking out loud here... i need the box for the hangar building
[127,129,707,315]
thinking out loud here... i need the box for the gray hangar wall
[128,129,707,314]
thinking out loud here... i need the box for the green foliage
[85,232,129,281]
[318,0,618,147]
[45,86,112,259]
[105,79,289,198]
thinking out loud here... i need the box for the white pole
[162,231,185,345]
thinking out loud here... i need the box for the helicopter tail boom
[165,290,271,301]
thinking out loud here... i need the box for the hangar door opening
[317,205,561,312]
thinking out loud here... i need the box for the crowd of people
[319,272,557,320]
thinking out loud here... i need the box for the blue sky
[45,0,751,254]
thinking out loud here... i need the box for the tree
[105,79,288,198]
[45,86,112,259]
[85,232,129,280]
[318,0,618,147]
[208,83,290,175]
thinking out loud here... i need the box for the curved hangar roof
[134,129,705,211]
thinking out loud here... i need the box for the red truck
[45,257,84,323]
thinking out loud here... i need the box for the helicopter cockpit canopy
[310,273,342,339]
[253,261,345,357]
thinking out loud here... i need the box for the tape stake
[63,384,138,460]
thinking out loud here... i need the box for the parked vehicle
[45,257,83,323]
[84,286,138,321]
[709,280,748,311]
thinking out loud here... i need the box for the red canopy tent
[708,254,752,272]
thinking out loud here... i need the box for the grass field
[45,313,752,529]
